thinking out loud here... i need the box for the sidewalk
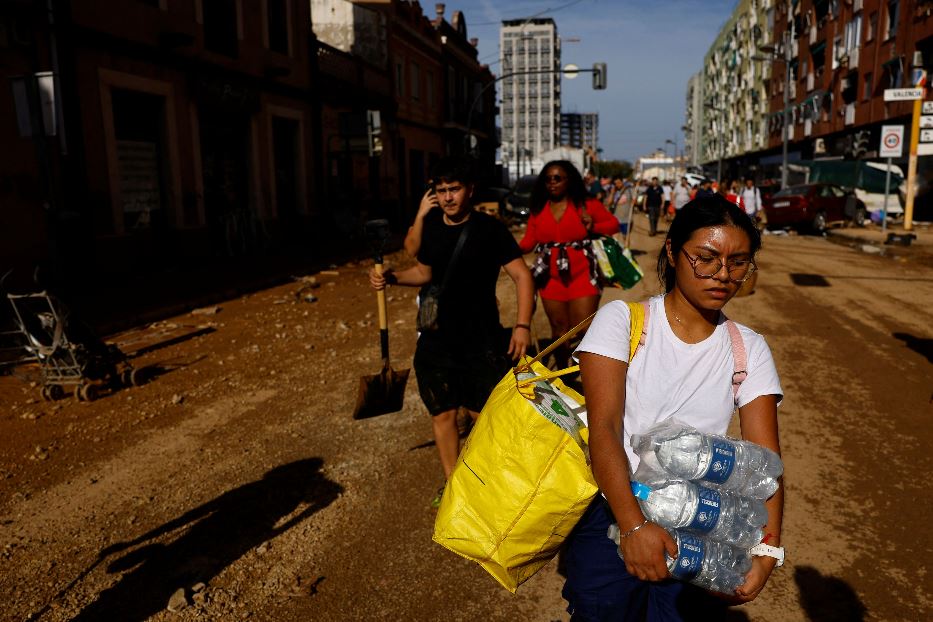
[823,221,933,266]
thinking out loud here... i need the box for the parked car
[503,175,537,221]
[473,186,511,220]
[763,183,866,233]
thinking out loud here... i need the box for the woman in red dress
[519,160,619,366]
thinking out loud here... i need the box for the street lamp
[665,138,677,178]
[703,102,724,182]
[756,14,795,190]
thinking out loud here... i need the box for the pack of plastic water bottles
[608,419,783,594]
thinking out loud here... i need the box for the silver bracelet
[619,519,650,540]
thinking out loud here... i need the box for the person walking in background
[741,177,762,223]
[662,179,673,222]
[695,178,716,198]
[584,169,603,198]
[562,195,784,621]
[519,160,618,368]
[606,176,634,236]
[644,177,664,236]
[718,177,746,212]
[370,157,534,507]
[672,176,692,216]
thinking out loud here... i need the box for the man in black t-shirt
[644,176,664,237]
[370,157,534,503]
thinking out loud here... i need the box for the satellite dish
[563,63,579,79]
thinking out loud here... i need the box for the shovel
[352,219,411,419]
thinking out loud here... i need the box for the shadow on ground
[65,458,342,622]
[893,332,933,364]
[794,565,867,622]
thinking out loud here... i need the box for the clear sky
[441,0,737,162]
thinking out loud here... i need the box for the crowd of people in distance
[590,173,765,237]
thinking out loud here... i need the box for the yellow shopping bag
[432,302,646,592]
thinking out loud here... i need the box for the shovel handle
[374,262,390,362]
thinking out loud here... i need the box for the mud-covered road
[1,218,931,621]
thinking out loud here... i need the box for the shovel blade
[353,365,411,419]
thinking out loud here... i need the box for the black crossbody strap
[437,219,471,296]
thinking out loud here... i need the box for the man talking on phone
[372,157,534,507]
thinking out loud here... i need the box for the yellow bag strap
[514,301,647,397]
[514,312,596,375]
[626,300,647,363]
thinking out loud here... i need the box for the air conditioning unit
[914,51,924,67]
[854,0,863,11]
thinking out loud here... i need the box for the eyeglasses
[681,249,757,283]
[545,175,565,182]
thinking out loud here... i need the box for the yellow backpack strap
[626,300,649,363]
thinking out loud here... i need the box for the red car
[763,183,867,233]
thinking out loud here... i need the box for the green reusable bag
[598,237,643,290]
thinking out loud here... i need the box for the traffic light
[592,63,607,90]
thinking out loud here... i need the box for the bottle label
[669,533,704,581]
[687,486,721,532]
[631,482,652,501]
[702,440,736,484]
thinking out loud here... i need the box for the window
[845,16,861,51]
[426,71,435,106]
[266,0,289,54]
[410,62,420,101]
[395,63,403,97]
[863,72,872,100]
[866,13,877,42]
[203,0,238,57]
[885,1,898,40]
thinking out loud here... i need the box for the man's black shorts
[413,347,511,416]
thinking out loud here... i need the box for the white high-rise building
[500,17,560,180]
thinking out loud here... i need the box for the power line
[469,0,592,27]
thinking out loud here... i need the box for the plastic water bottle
[630,480,767,549]
[608,525,751,594]
[632,421,783,499]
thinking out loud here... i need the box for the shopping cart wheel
[122,367,144,387]
[77,384,99,402]
[41,387,52,401]
[48,385,65,401]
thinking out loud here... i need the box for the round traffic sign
[883,132,901,149]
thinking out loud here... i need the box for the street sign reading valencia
[884,88,924,102]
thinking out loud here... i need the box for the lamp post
[665,138,677,178]
[756,10,795,190]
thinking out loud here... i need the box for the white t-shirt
[574,295,783,471]
[740,187,761,215]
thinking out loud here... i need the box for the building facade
[500,17,561,180]
[683,72,704,169]
[2,0,318,282]
[692,0,933,207]
[700,0,772,176]
[560,112,599,151]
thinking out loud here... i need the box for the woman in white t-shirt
[561,195,784,621]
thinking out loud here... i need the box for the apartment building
[683,72,705,169]
[560,112,599,151]
[500,17,561,179]
[765,0,933,162]
[700,0,773,171]
[2,0,317,279]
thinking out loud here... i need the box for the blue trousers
[561,500,730,622]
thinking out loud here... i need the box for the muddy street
[1,221,932,622]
